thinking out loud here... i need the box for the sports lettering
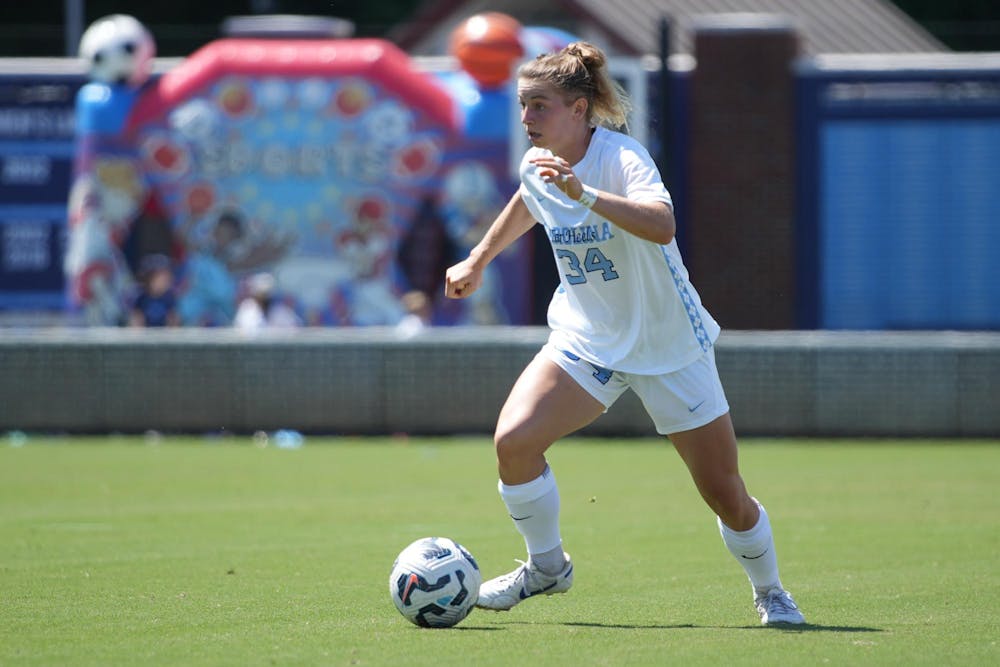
[548,222,614,245]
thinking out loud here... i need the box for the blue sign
[0,74,80,309]
[796,60,1000,329]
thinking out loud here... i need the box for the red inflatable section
[127,38,458,133]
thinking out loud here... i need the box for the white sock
[718,498,783,595]
[498,465,564,574]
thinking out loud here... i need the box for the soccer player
[444,41,805,625]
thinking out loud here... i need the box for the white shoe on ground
[755,588,806,625]
[475,555,574,611]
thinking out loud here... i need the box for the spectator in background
[395,289,433,338]
[177,209,244,326]
[234,272,301,331]
[178,207,294,326]
[128,253,178,327]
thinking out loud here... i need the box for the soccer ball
[389,537,481,628]
[79,14,156,86]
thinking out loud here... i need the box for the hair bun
[564,42,604,70]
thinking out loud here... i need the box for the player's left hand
[530,156,582,200]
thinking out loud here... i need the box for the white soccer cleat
[475,555,574,611]
[755,588,806,625]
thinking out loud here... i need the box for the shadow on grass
[741,623,884,634]
[564,622,698,630]
[500,621,884,633]
[499,621,697,631]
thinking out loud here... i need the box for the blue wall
[797,60,1000,329]
[821,119,1000,328]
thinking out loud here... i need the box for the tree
[889,0,1000,51]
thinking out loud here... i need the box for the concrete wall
[1,328,996,437]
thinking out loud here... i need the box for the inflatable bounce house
[66,12,573,327]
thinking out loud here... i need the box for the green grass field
[1,436,998,666]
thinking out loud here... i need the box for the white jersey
[519,126,720,374]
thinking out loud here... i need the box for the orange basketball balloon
[449,12,525,88]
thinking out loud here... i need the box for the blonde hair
[518,41,631,131]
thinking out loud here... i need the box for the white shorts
[541,342,730,435]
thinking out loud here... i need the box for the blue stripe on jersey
[660,247,712,352]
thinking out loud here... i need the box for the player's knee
[493,422,542,464]
[699,476,754,527]
[493,426,524,463]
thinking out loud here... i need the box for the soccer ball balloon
[79,14,156,86]
[449,12,524,88]
[389,537,481,628]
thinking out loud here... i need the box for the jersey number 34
[556,247,620,284]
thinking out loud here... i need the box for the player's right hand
[444,258,482,299]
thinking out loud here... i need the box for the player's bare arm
[531,155,675,245]
[445,191,537,299]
